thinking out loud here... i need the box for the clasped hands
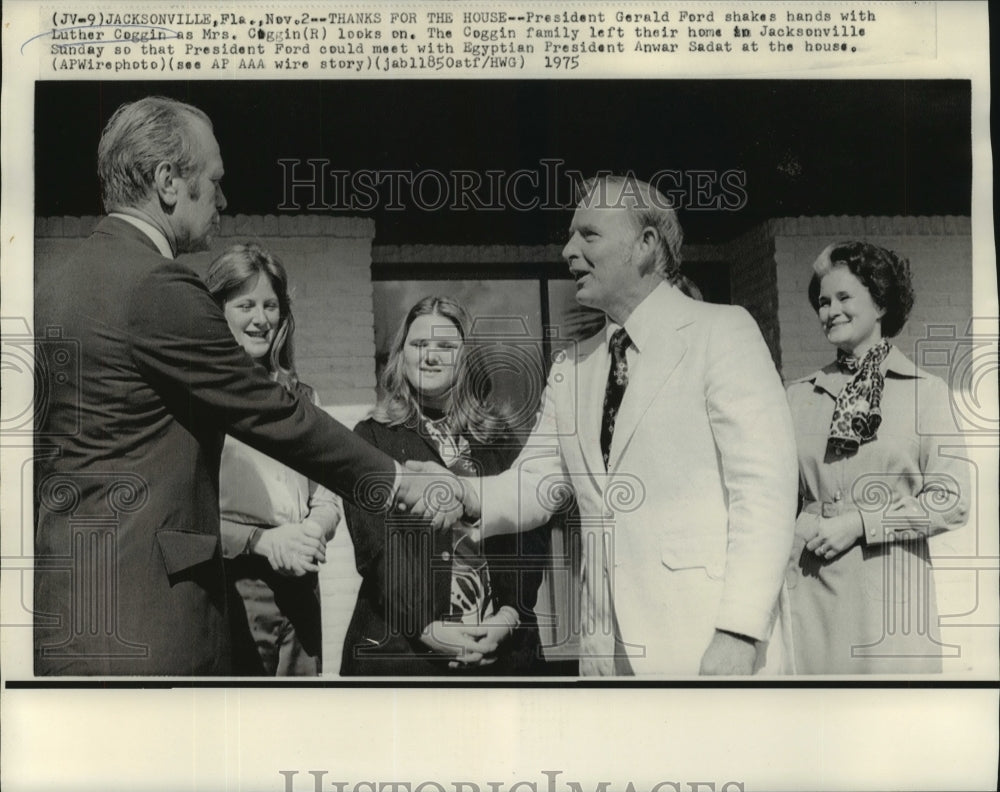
[419,606,520,669]
[803,510,863,560]
[257,519,332,577]
[393,460,481,531]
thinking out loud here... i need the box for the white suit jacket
[479,283,798,674]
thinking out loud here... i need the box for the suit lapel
[607,330,686,472]
[607,285,691,472]
[575,333,612,482]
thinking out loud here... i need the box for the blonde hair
[375,296,509,443]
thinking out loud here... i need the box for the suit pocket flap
[661,546,724,579]
[156,530,219,575]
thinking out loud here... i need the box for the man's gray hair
[578,174,684,283]
[97,96,212,212]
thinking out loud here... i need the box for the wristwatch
[244,526,264,555]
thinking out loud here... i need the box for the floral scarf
[828,339,892,453]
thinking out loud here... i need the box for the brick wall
[374,243,564,265]
[725,224,781,368]
[31,213,977,394]
[772,216,973,381]
[35,214,379,415]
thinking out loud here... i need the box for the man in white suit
[440,175,798,675]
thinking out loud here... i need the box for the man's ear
[637,225,660,268]
[153,161,179,207]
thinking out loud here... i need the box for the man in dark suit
[33,96,453,675]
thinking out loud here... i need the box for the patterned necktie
[600,327,632,469]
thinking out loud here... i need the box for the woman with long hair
[340,296,548,675]
[205,242,340,675]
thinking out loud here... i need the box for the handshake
[392,460,483,531]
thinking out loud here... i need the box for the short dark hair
[97,96,212,212]
[807,241,915,337]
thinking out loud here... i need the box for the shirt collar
[804,345,924,398]
[603,321,625,350]
[883,345,922,377]
[604,281,667,354]
[109,212,173,259]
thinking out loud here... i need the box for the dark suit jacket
[340,418,548,676]
[33,217,396,675]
